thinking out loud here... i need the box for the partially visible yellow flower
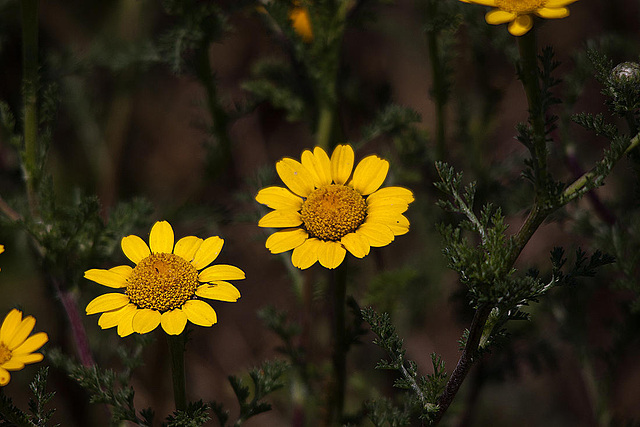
[459,0,578,36]
[85,221,244,337]
[256,145,414,269]
[0,244,3,271]
[0,309,48,386]
[289,6,313,42]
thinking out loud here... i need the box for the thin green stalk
[562,131,640,204]
[167,332,188,412]
[21,0,39,215]
[426,0,447,160]
[517,28,549,195]
[194,40,232,176]
[316,102,335,152]
[329,259,348,425]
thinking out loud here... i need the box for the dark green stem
[517,28,549,196]
[330,260,348,425]
[316,101,336,152]
[21,0,39,215]
[194,40,232,176]
[426,0,447,160]
[167,332,187,412]
[433,303,492,424]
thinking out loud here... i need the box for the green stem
[316,103,335,152]
[561,131,640,204]
[21,0,39,215]
[330,260,348,425]
[426,0,447,160]
[517,28,549,195]
[167,332,187,412]
[194,39,232,177]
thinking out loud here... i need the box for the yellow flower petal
[356,222,394,247]
[535,7,569,19]
[98,304,135,330]
[191,236,224,270]
[149,221,174,254]
[199,264,246,282]
[6,315,35,350]
[86,293,130,315]
[160,309,188,335]
[0,309,22,344]
[258,209,303,228]
[110,265,133,279]
[317,241,346,269]
[121,235,151,264]
[196,281,241,302]
[350,155,389,195]
[11,332,48,355]
[367,186,415,204]
[507,14,533,36]
[330,145,355,185]
[276,158,315,197]
[367,200,409,215]
[485,9,516,24]
[2,359,24,370]
[0,367,10,386]
[545,0,578,7]
[173,236,203,262]
[116,305,138,337]
[460,0,496,5]
[182,300,217,327]
[9,353,43,365]
[291,237,321,269]
[367,213,410,236]
[301,147,332,187]
[265,228,308,254]
[290,7,313,42]
[341,232,370,258]
[84,268,128,288]
[256,186,304,210]
[132,309,161,334]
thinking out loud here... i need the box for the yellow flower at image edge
[256,145,414,269]
[460,0,578,36]
[0,309,49,386]
[85,221,244,337]
[289,7,313,42]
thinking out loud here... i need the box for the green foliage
[49,348,154,426]
[164,401,210,427]
[362,307,446,424]
[242,59,309,122]
[0,367,57,427]
[210,360,289,427]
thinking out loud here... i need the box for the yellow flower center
[126,253,199,312]
[301,184,367,241]
[495,0,546,13]
[0,342,11,365]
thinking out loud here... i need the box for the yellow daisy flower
[0,309,49,386]
[289,6,313,42]
[459,0,578,36]
[85,221,244,337]
[256,145,414,269]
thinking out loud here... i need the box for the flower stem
[167,332,187,412]
[329,260,348,425]
[20,0,39,216]
[426,0,447,160]
[517,28,549,196]
[316,103,335,152]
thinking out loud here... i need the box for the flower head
[289,6,313,42]
[256,145,414,269]
[85,221,244,337]
[0,309,48,386]
[460,0,578,36]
